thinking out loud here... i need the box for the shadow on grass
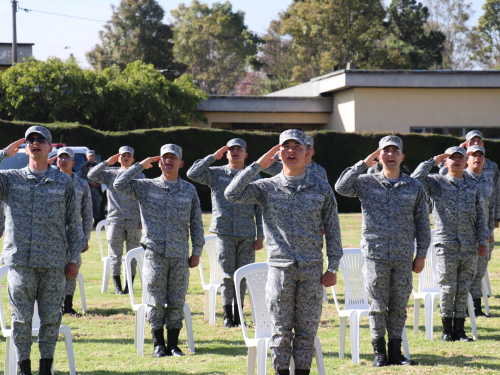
[76,372,225,375]
[84,308,134,316]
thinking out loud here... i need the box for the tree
[470,0,500,69]
[423,0,475,70]
[86,0,184,76]
[171,1,259,95]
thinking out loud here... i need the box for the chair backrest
[338,248,369,310]
[0,265,10,336]
[417,239,440,293]
[96,219,109,260]
[198,235,222,288]
[124,247,146,307]
[234,262,271,340]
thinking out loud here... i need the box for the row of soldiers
[0,125,496,375]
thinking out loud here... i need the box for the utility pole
[12,0,18,65]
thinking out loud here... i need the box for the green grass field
[1,213,500,374]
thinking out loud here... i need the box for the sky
[0,0,490,68]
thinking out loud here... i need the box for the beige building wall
[191,112,330,128]
[328,90,355,132]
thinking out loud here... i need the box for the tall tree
[86,0,184,76]
[171,1,260,95]
[470,0,500,69]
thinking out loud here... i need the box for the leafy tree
[86,0,184,76]
[470,0,500,69]
[171,1,259,95]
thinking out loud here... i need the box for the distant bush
[0,58,207,131]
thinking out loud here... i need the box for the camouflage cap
[160,144,182,159]
[279,129,307,146]
[445,146,467,158]
[25,125,52,143]
[227,138,247,149]
[379,135,403,151]
[468,145,485,156]
[119,146,134,156]
[466,130,483,141]
[306,136,314,147]
[87,150,95,156]
[57,147,75,159]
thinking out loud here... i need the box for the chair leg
[314,336,326,375]
[485,270,492,297]
[323,285,328,303]
[209,286,216,326]
[102,259,110,293]
[339,317,347,358]
[77,273,86,314]
[60,326,77,375]
[467,294,478,340]
[204,290,210,322]
[350,312,360,364]
[424,294,433,340]
[183,303,195,353]
[137,305,146,356]
[482,279,490,316]
[402,327,410,360]
[247,346,257,375]
[413,298,421,335]
[256,339,268,375]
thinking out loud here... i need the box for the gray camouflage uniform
[412,159,489,318]
[464,169,496,300]
[114,163,205,331]
[88,162,144,277]
[186,154,264,306]
[66,174,93,296]
[335,160,431,340]
[225,163,342,371]
[263,158,329,182]
[0,150,85,361]
[79,161,102,219]
[0,201,4,236]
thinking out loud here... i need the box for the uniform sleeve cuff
[192,246,203,257]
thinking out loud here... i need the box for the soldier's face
[26,132,52,160]
[56,153,75,173]
[86,154,95,162]
[468,136,484,147]
[226,146,247,162]
[467,151,485,171]
[279,140,308,168]
[445,153,466,171]
[305,145,315,163]
[160,153,184,172]
[119,152,134,167]
[380,146,404,170]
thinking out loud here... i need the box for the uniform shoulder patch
[304,193,324,201]
[268,192,288,199]
[48,188,65,195]
[12,184,30,191]
[148,192,164,200]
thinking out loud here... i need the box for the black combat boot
[123,275,135,295]
[223,305,235,328]
[294,369,310,375]
[276,370,290,375]
[167,328,185,356]
[441,317,454,342]
[152,328,168,357]
[473,298,490,317]
[17,359,31,375]
[39,358,53,375]
[453,317,474,342]
[63,295,82,317]
[387,338,417,366]
[372,337,388,367]
[233,303,242,327]
[113,275,124,295]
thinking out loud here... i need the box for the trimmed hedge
[2,120,499,213]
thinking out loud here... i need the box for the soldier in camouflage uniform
[78,150,102,226]
[88,146,144,294]
[225,129,343,375]
[114,143,205,358]
[412,146,489,342]
[464,145,496,317]
[0,126,85,375]
[0,201,4,237]
[335,135,430,367]
[262,135,329,182]
[56,147,93,317]
[187,138,264,328]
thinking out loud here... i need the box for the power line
[18,6,107,23]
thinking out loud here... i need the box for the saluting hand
[47,155,57,165]
[460,140,469,149]
[107,153,120,165]
[257,145,280,169]
[363,149,380,168]
[140,156,161,169]
[434,153,451,165]
[213,146,229,160]
[5,138,25,157]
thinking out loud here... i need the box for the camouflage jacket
[0,201,4,237]
[224,162,342,271]
[88,162,144,224]
[114,163,205,258]
[73,174,93,240]
[335,160,431,261]
[0,150,85,268]
[412,159,490,249]
[464,169,496,236]
[263,159,329,182]
[186,155,264,238]
[78,161,98,182]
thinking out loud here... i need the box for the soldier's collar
[464,169,485,182]
[224,164,245,176]
[277,169,316,189]
[22,166,56,183]
[373,171,408,187]
[153,176,185,190]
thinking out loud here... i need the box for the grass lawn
[1,212,500,374]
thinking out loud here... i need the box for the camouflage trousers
[8,266,66,361]
[107,220,141,276]
[435,245,478,318]
[470,237,494,299]
[144,249,189,331]
[266,264,323,371]
[216,234,255,306]
[65,257,82,296]
[89,185,102,219]
[363,258,413,340]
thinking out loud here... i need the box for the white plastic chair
[125,247,195,356]
[76,272,87,314]
[198,235,222,325]
[96,219,111,293]
[234,262,325,375]
[331,248,410,364]
[0,265,76,375]
[485,270,492,297]
[482,277,490,315]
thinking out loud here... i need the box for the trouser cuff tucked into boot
[387,338,417,366]
[473,298,490,317]
[453,317,474,342]
[63,295,82,317]
[441,317,454,342]
[39,358,53,375]
[167,328,185,356]
[152,328,168,357]
[113,275,124,295]
[372,337,388,367]
[233,302,243,327]
[223,305,235,328]
[17,359,31,375]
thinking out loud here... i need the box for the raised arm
[187,147,228,185]
[262,156,283,177]
[113,162,147,200]
[0,139,25,198]
[411,154,448,197]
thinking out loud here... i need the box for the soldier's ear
[244,153,248,159]
[401,154,405,162]
[179,160,184,169]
